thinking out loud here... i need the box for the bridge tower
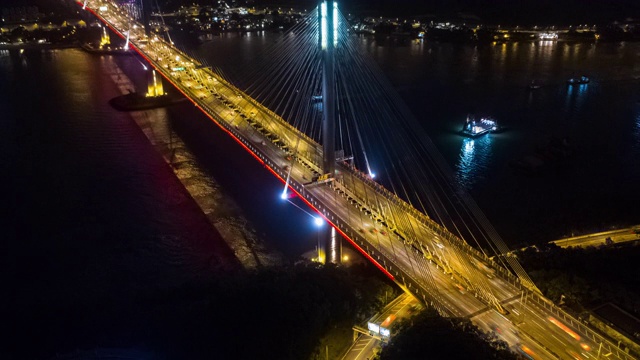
[320,1,336,177]
[317,1,340,264]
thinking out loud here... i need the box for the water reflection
[455,135,493,189]
[634,109,640,154]
[563,82,589,115]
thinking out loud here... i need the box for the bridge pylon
[319,1,336,177]
[317,1,340,264]
[318,1,342,263]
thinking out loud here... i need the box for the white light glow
[367,322,380,334]
[333,2,338,47]
[314,217,324,227]
[320,2,327,49]
[380,327,390,337]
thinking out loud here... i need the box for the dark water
[191,34,640,246]
[373,39,640,244]
[1,48,243,358]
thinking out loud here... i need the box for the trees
[517,243,640,316]
[379,309,517,360]
[139,262,397,359]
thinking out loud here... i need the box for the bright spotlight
[369,172,376,179]
[280,191,288,200]
[314,217,324,227]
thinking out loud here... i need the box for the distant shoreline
[0,42,79,50]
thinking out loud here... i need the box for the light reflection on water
[455,135,493,189]
[634,109,640,154]
[563,82,590,120]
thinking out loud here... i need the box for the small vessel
[81,43,132,55]
[311,95,323,102]
[461,115,499,137]
[528,80,541,90]
[567,75,590,85]
[108,91,185,111]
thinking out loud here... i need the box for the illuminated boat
[461,115,499,137]
[528,80,541,90]
[539,32,558,40]
[81,43,132,55]
[108,92,186,111]
[567,75,590,85]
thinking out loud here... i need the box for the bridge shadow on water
[165,101,325,261]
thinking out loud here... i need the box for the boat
[311,95,323,102]
[81,43,132,55]
[108,91,186,111]
[567,75,590,85]
[528,80,541,90]
[461,115,499,137]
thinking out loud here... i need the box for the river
[190,33,640,246]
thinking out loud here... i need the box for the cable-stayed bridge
[77,1,636,359]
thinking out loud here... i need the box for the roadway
[551,227,640,249]
[343,293,418,360]
[79,2,637,359]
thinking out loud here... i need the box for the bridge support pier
[146,69,164,97]
[317,226,341,264]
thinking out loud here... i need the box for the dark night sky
[3,0,639,25]
[257,0,640,25]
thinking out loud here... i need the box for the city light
[319,1,338,50]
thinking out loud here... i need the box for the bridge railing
[523,287,636,359]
